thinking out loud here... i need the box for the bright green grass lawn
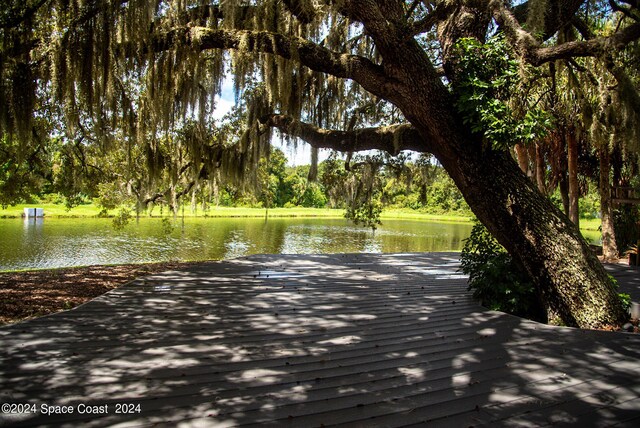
[1,203,473,222]
[0,203,107,218]
[0,203,602,232]
[195,207,343,218]
[0,204,345,219]
[579,218,602,231]
[381,209,472,223]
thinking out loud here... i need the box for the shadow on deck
[1,253,639,427]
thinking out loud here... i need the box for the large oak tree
[2,0,639,328]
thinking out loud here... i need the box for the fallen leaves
[0,261,201,325]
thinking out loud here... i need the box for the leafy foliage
[609,275,632,313]
[453,36,551,150]
[614,204,640,254]
[460,221,544,321]
[111,208,133,230]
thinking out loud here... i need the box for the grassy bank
[0,203,108,218]
[381,209,472,223]
[1,203,474,222]
[1,203,604,231]
[0,204,344,218]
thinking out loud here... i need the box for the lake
[0,216,601,271]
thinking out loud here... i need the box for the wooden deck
[1,253,639,427]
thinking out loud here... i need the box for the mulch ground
[0,262,202,326]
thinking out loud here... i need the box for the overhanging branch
[0,0,49,29]
[259,114,431,155]
[532,22,640,64]
[492,1,640,66]
[145,26,396,100]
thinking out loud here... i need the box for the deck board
[1,252,639,427]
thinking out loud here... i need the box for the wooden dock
[1,253,639,427]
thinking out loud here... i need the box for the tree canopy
[2,1,639,184]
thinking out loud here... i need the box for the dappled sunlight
[227,368,286,385]
[452,352,482,369]
[398,367,426,383]
[317,335,361,345]
[477,327,496,336]
[249,313,350,333]
[1,253,639,426]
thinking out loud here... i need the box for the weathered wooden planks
[1,253,638,427]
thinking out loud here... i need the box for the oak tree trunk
[440,147,626,328]
[260,2,630,329]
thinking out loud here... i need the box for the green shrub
[609,275,632,313]
[112,207,132,230]
[460,221,545,321]
[161,217,174,235]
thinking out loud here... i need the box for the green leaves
[460,221,544,320]
[453,35,551,150]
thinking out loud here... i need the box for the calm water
[0,217,601,271]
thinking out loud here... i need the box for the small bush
[161,217,174,235]
[460,221,545,321]
[112,208,132,230]
[609,275,632,313]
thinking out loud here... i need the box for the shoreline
[0,205,602,229]
[1,205,473,221]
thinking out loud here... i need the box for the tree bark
[567,129,580,227]
[599,144,619,261]
[442,147,626,328]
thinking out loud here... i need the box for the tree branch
[608,0,640,22]
[409,1,456,35]
[146,26,396,100]
[512,0,586,41]
[0,0,50,29]
[259,113,431,155]
[493,1,640,65]
[335,0,399,52]
[531,22,640,65]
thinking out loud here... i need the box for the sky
[211,77,333,167]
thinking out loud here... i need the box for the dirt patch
[0,261,203,326]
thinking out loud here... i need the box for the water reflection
[23,217,44,231]
[0,217,599,271]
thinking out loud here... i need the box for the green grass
[0,203,108,218]
[0,203,604,231]
[0,204,344,219]
[579,218,601,231]
[196,207,343,218]
[381,208,473,223]
[1,203,475,223]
